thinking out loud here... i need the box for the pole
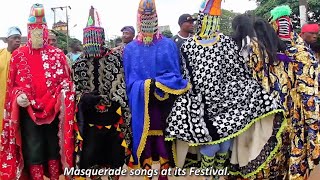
[66,6,69,52]
[299,0,308,27]
[51,6,71,52]
[51,8,56,25]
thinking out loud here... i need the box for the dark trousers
[80,125,125,169]
[20,108,60,166]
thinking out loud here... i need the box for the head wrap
[301,23,319,33]
[270,5,293,44]
[83,6,105,58]
[121,26,135,36]
[136,0,161,45]
[196,0,222,40]
[27,3,48,50]
[7,27,22,38]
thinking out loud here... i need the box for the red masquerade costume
[0,4,75,180]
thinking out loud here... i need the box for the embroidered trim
[136,79,152,168]
[154,91,169,101]
[88,58,95,91]
[155,82,191,95]
[165,109,286,147]
[88,124,113,129]
[172,140,178,166]
[194,34,221,47]
[148,130,163,136]
[229,113,287,178]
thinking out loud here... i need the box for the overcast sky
[0,0,257,42]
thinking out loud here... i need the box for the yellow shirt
[0,48,11,132]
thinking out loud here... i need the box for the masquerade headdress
[83,6,105,58]
[137,0,161,45]
[27,3,48,49]
[270,5,293,44]
[196,0,222,40]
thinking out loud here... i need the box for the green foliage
[52,30,81,53]
[115,37,122,46]
[106,36,121,48]
[162,30,173,38]
[255,0,296,19]
[254,0,320,22]
[192,10,239,35]
[254,0,320,44]
[193,13,198,19]
[221,9,240,35]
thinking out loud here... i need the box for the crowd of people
[0,0,319,180]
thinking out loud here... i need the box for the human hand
[17,94,30,107]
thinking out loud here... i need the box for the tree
[254,0,320,27]
[193,13,198,19]
[254,0,320,47]
[105,36,122,48]
[162,30,173,38]
[52,30,81,53]
[220,9,240,35]
[190,10,239,35]
[115,37,122,47]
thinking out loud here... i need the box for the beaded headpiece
[270,5,293,45]
[196,0,222,40]
[137,0,161,45]
[83,6,105,58]
[27,3,48,49]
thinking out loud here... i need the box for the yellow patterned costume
[264,6,320,180]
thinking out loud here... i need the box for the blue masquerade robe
[123,37,190,166]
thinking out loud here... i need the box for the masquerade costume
[123,0,190,179]
[72,6,133,178]
[0,4,75,180]
[231,14,293,179]
[269,5,320,179]
[165,0,287,178]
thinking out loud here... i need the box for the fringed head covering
[270,5,293,44]
[137,0,161,45]
[83,6,105,58]
[196,0,222,40]
[301,23,319,33]
[27,3,48,50]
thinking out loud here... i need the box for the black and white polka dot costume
[165,34,286,177]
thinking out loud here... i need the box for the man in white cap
[0,26,22,133]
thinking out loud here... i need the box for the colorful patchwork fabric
[269,5,320,179]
